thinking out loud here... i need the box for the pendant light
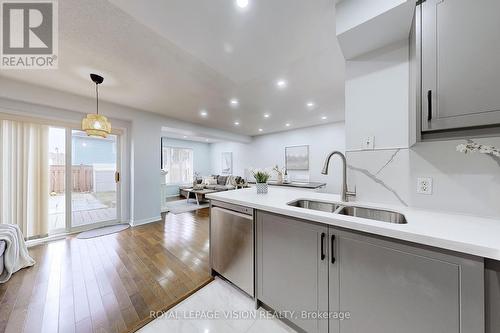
[81,73,111,138]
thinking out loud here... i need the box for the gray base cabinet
[256,211,328,333]
[256,211,484,333]
[330,229,484,333]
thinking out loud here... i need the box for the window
[162,147,193,184]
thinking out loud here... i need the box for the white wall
[210,123,346,194]
[209,141,250,178]
[345,40,410,150]
[0,78,250,226]
[341,27,500,219]
[336,0,407,34]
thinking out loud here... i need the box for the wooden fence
[49,165,93,193]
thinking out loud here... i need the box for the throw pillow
[217,175,228,185]
[204,177,217,186]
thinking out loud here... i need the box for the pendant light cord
[96,82,99,115]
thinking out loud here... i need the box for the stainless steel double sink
[287,199,407,224]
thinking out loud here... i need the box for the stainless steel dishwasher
[210,200,254,296]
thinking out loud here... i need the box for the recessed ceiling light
[306,101,316,109]
[234,121,240,126]
[258,128,263,132]
[230,99,239,107]
[276,79,288,89]
[200,110,208,117]
[183,136,187,139]
[321,116,328,120]
[263,113,270,118]
[285,123,291,127]
[223,43,234,54]
[236,0,249,9]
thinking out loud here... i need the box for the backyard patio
[49,192,116,230]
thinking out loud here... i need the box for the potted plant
[252,169,271,194]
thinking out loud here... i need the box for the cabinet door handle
[320,233,326,260]
[427,90,432,121]
[331,235,336,264]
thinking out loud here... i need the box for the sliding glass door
[48,127,120,234]
[70,130,120,229]
[3,118,121,239]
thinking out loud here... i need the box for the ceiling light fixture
[234,121,240,126]
[321,116,328,120]
[306,101,316,109]
[230,98,239,107]
[276,79,288,89]
[258,128,263,132]
[263,113,270,118]
[223,43,234,54]
[285,123,291,127]
[183,136,187,139]
[200,110,208,117]
[236,0,249,9]
[82,74,111,138]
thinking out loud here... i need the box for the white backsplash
[347,137,500,219]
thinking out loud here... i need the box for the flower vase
[256,182,268,194]
[276,173,283,184]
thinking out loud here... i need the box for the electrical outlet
[363,136,375,150]
[416,177,433,195]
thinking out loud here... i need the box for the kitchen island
[207,187,497,333]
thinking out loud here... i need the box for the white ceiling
[0,0,345,136]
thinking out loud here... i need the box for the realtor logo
[1,0,58,69]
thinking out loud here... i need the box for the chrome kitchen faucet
[321,151,356,202]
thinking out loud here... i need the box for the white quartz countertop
[207,187,500,261]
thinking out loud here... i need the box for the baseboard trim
[130,216,162,227]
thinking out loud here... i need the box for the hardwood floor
[0,208,211,333]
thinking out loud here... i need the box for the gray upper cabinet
[256,211,328,333]
[421,0,500,132]
[331,228,484,333]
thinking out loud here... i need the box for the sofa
[180,175,245,194]
[0,240,5,277]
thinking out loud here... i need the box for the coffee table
[185,189,218,205]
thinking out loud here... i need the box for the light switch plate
[363,136,375,150]
[416,177,433,195]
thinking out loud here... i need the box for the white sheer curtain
[162,147,193,184]
[0,119,49,238]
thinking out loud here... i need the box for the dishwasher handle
[211,206,253,220]
[211,201,253,216]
